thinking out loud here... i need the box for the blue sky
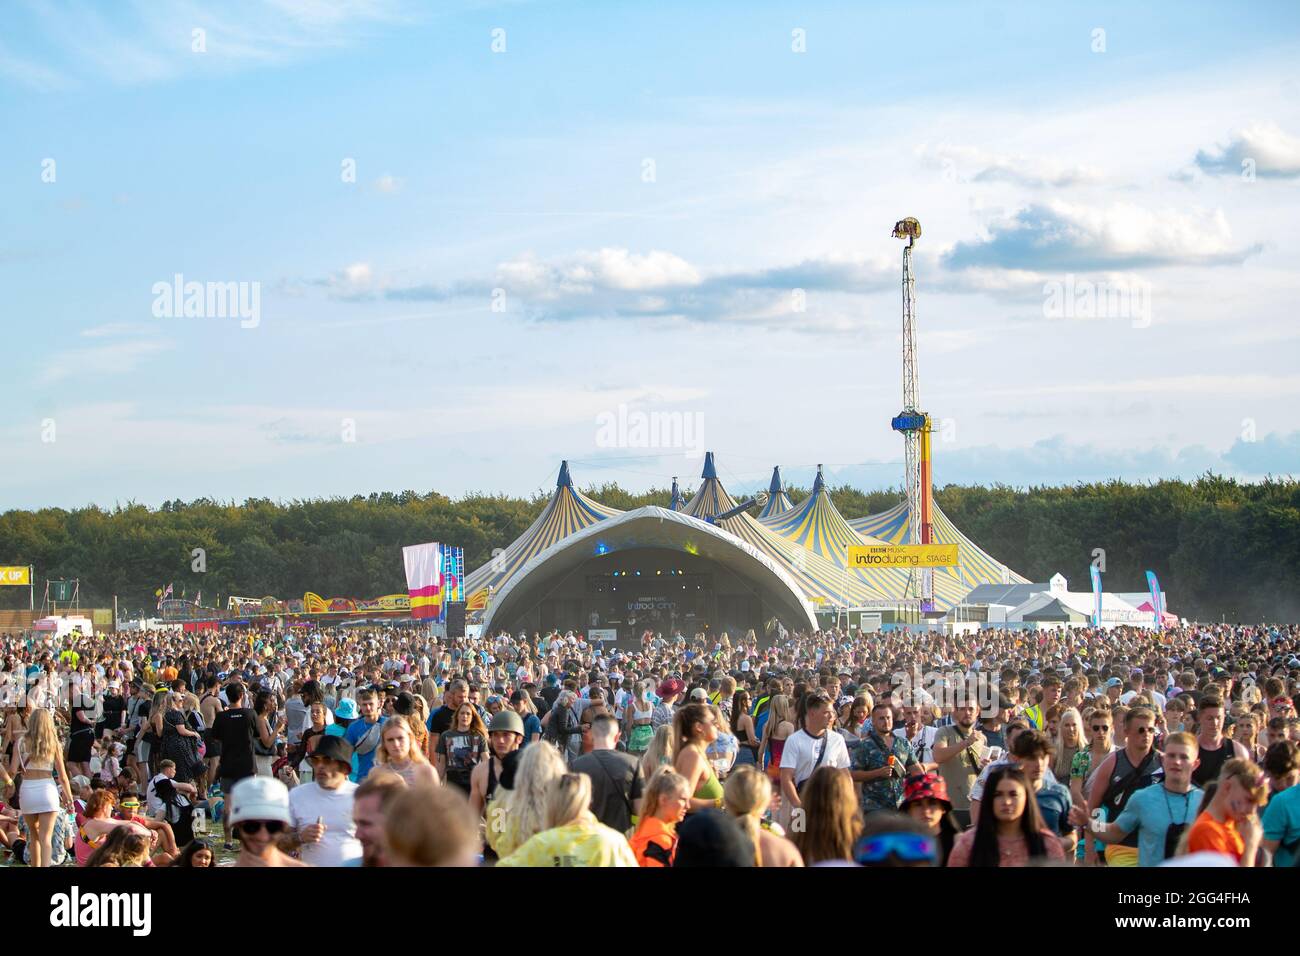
[2,0,1299,509]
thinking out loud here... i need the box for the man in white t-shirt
[779,690,851,813]
[285,736,362,867]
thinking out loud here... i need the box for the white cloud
[2,0,412,88]
[80,322,151,338]
[1195,123,1300,179]
[917,143,1105,188]
[374,174,403,194]
[497,248,702,296]
[945,201,1262,271]
[41,340,173,383]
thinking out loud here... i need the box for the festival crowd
[2,620,1299,869]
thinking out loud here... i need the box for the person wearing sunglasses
[1070,731,1202,867]
[853,812,940,867]
[1086,707,1164,867]
[229,776,305,867]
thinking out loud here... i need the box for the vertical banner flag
[436,547,465,622]
[403,542,443,620]
[1145,570,1163,631]
[1089,564,1103,627]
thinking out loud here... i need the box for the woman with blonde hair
[486,740,567,859]
[1054,707,1087,783]
[498,772,636,867]
[624,680,656,756]
[790,765,861,866]
[7,708,74,867]
[640,723,676,779]
[376,715,439,787]
[723,765,803,867]
[706,703,739,779]
[758,694,795,782]
[629,767,690,866]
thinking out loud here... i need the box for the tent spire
[701,451,717,480]
[812,463,825,494]
[557,460,572,488]
[769,466,783,495]
[670,476,683,511]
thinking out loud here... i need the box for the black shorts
[67,730,94,763]
[220,774,251,799]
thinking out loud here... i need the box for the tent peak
[701,451,717,480]
[557,460,572,488]
[812,463,825,493]
[768,466,783,494]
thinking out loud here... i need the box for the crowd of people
[2,618,1299,869]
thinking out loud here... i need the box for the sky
[2,0,1299,510]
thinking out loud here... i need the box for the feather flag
[403,542,443,620]
[1145,570,1163,631]
[1089,564,1103,627]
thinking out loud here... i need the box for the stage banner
[1089,564,1103,626]
[847,544,958,569]
[403,542,443,620]
[0,566,30,586]
[1145,570,1163,631]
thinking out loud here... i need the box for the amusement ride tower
[889,217,936,613]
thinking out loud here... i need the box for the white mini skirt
[19,776,61,814]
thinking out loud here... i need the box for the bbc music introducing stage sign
[0,566,30,586]
[847,544,959,569]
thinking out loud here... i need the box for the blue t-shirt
[521,713,543,744]
[1262,783,1300,868]
[1035,779,1074,837]
[1114,783,1203,867]
[344,716,387,781]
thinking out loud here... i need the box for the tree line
[0,474,1295,622]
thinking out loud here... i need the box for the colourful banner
[1089,564,1103,627]
[0,566,30,586]
[1145,570,1163,631]
[403,542,443,620]
[847,544,958,569]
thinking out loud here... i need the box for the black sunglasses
[236,820,286,836]
[1091,724,1110,731]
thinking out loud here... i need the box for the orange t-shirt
[1186,811,1244,861]
[629,817,677,867]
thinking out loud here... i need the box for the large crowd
[2,620,1299,868]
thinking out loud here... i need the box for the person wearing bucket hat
[899,772,959,865]
[653,678,683,728]
[470,709,525,818]
[285,734,362,866]
[229,777,304,867]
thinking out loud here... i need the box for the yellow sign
[0,566,30,586]
[847,544,959,569]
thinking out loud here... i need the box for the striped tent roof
[463,455,1028,618]
[759,464,932,602]
[465,461,620,610]
[756,466,793,518]
[848,499,1030,596]
[684,455,892,607]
